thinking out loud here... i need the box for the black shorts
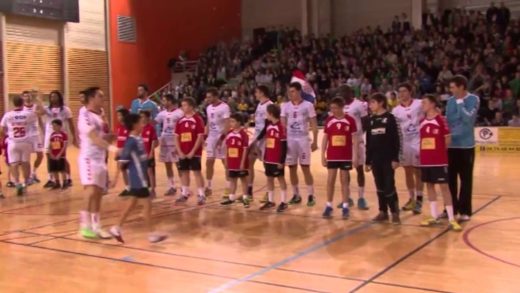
[327,161,352,170]
[48,158,66,172]
[228,170,249,178]
[147,158,156,168]
[421,166,449,184]
[264,163,284,177]
[177,157,202,171]
[121,187,150,198]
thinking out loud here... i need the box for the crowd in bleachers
[171,3,520,127]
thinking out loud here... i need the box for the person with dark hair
[392,83,424,215]
[282,82,318,207]
[247,85,273,201]
[47,119,68,190]
[114,108,130,196]
[0,95,42,196]
[42,90,77,189]
[155,93,184,196]
[419,95,462,231]
[77,87,117,239]
[337,85,370,210]
[321,97,359,219]
[109,113,167,244]
[204,87,231,198]
[366,93,401,224]
[445,75,480,222]
[174,97,206,205]
[220,113,250,207]
[21,90,46,185]
[130,84,159,128]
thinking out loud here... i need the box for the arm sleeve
[255,120,270,140]
[307,102,317,118]
[389,115,401,162]
[222,105,231,119]
[458,95,480,124]
[280,103,287,118]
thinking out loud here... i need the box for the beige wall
[241,0,303,38]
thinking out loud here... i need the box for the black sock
[247,186,253,196]
[417,195,423,203]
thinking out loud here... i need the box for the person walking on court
[445,75,479,222]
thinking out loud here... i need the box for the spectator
[386,91,398,110]
[508,113,520,126]
[486,2,498,24]
[360,78,373,96]
[130,84,159,119]
[491,111,507,126]
[509,72,520,98]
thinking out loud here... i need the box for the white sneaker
[459,214,471,222]
[148,233,167,243]
[109,226,124,243]
[95,228,113,239]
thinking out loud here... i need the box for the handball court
[0,135,518,293]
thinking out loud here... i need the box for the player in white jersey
[42,90,77,188]
[77,87,117,239]
[21,91,46,184]
[155,94,184,196]
[204,87,231,197]
[392,83,424,214]
[247,85,273,198]
[336,85,370,210]
[281,82,318,206]
[0,95,43,196]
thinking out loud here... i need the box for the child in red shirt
[116,108,130,195]
[174,97,206,205]
[47,120,68,190]
[220,113,250,207]
[140,111,158,197]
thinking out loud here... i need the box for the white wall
[66,0,106,51]
[241,0,302,38]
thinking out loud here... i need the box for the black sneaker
[63,179,72,188]
[51,182,62,190]
[288,195,302,205]
[119,189,130,196]
[260,201,276,210]
[372,212,389,222]
[247,186,253,197]
[6,181,15,188]
[391,213,401,225]
[220,198,235,205]
[276,202,288,213]
[307,195,316,207]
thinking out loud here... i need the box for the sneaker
[336,202,343,209]
[437,211,448,220]
[95,229,112,239]
[205,188,212,197]
[242,197,251,208]
[6,181,15,188]
[259,193,269,203]
[63,179,72,188]
[164,187,177,196]
[391,213,401,225]
[288,195,302,205]
[148,234,168,243]
[307,195,316,207]
[109,226,125,243]
[197,196,206,206]
[459,214,471,222]
[402,198,416,211]
[246,194,253,202]
[276,202,288,213]
[51,182,62,190]
[372,212,389,222]
[342,207,350,219]
[220,198,235,205]
[0,193,5,199]
[15,184,24,197]
[420,216,440,227]
[119,189,130,196]
[43,181,55,188]
[260,201,276,210]
[322,206,333,218]
[413,201,423,215]
[449,220,463,231]
[25,178,34,186]
[80,227,97,239]
[357,198,369,210]
[348,198,355,208]
[31,174,41,184]
[175,196,188,204]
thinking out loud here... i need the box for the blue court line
[208,221,373,293]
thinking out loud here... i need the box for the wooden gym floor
[0,132,518,293]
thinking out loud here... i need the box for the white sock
[416,190,423,197]
[181,186,189,196]
[228,194,235,201]
[79,210,90,229]
[326,201,332,207]
[343,202,348,208]
[280,190,286,203]
[307,185,314,196]
[292,185,299,196]
[125,185,130,191]
[446,205,455,221]
[358,187,365,198]
[268,191,274,202]
[65,173,71,180]
[90,213,100,231]
[429,201,438,218]
[207,180,212,189]
[197,188,205,198]
[168,177,175,188]
[408,190,415,199]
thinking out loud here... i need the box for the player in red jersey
[220,113,250,207]
[174,97,206,205]
[140,111,158,197]
[252,104,289,212]
[419,95,462,231]
[115,108,130,195]
[321,97,358,219]
[47,120,68,190]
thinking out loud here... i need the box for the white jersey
[23,104,40,137]
[281,100,316,138]
[77,109,107,161]
[343,99,368,136]
[1,109,38,143]
[206,102,230,137]
[392,99,423,143]
[254,99,273,138]
[155,108,184,138]
[44,106,72,134]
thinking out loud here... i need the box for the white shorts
[205,135,225,159]
[159,144,178,163]
[78,156,108,189]
[400,140,420,167]
[29,136,44,153]
[8,141,32,165]
[286,136,311,166]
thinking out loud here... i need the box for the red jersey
[324,115,357,161]
[174,114,205,157]
[263,121,286,164]
[225,129,249,170]
[49,131,68,158]
[141,123,158,155]
[419,115,450,166]
[116,124,129,149]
